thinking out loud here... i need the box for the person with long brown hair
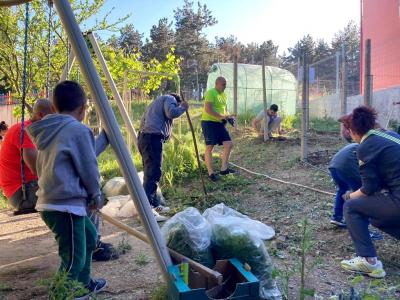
[339,106,400,278]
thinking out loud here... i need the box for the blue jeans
[138,133,164,207]
[329,168,361,220]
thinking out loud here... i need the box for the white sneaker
[153,205,170,214]
[341,256,386,278]
[152,209,168,222]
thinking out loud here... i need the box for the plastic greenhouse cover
[207,63,297,116]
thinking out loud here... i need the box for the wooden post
[301,54,308,161]
[233,55,238,115]
[262,57,269,141]
[364,39,372,106]
[340,44,347,115]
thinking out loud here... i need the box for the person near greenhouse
[138,93,189,221]
[201,76,237,182]
[252,104,282,138]
[339,106,400,278]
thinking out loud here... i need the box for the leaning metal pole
[60,48,75,82]
[53,0,172,280]
[87,32,139,150]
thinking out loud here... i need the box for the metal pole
[340,44,347,115]
[335,51,340,95]
[87,32,138,150]
[233,55,238,115]
[364,39,372,106]
[301,54,308,161]
[53,0,172,281]
[60,50,76,82]
[305,62,309,132]
[262,57,269,141]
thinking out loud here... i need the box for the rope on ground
[229,162,335,196]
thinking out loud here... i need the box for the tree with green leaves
[241,40,279,65]
[0,0,128,102]
[281,34,317,67]
[117,24,143,54]
[174,0,217,92]
[214,35,242,63]
[142,18,175,62]
[331,20,360,95]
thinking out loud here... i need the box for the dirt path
[0,210,161,299]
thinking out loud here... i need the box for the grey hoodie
[27,114,101,214]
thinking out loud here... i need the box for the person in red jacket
[0,99,52,214]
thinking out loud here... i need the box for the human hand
[342,191,352,201]
[88,195,105,210]
[227,116,236,127]
[181,101,189,111]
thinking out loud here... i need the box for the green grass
[0,190,9,209]
[151,285,168,300]
[37,272,88,300]
[309,117,340,132]
[135,251,150,266]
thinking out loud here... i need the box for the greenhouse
[207,63,298,116]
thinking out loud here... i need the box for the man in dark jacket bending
[138,93,188,221]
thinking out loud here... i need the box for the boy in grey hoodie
[28,81,107,297]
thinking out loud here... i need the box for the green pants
[41,211,97,285]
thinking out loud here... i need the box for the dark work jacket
[358,130,400,195]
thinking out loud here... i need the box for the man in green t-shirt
[201,76,236,182]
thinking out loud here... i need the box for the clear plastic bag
[203,203,275,240]
[210,218,282,300]
[161,207,214,268]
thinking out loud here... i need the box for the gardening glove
[180,101,189,111]
[342,191,352,201]
[227,116,236,127]
[88,194,105,210]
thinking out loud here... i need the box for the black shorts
[201,120,231,146]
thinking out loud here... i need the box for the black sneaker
[92,241,119,261]
[13,208,37,215]
[75,278,107,300]
[208,173,220,182]
[220,168,237,176]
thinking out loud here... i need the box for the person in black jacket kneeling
[340,106,400,278]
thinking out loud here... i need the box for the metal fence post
[301,54,308,161]
[233,55,238,115]
[340,44,347,115]
[262,57,269,141]
[364,39,373,106]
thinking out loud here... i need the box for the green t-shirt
[201,88,227,122]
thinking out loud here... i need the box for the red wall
[361,0,400,91]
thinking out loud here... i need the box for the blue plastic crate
[168,258,260,300]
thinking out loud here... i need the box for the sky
[84,0,361,55]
